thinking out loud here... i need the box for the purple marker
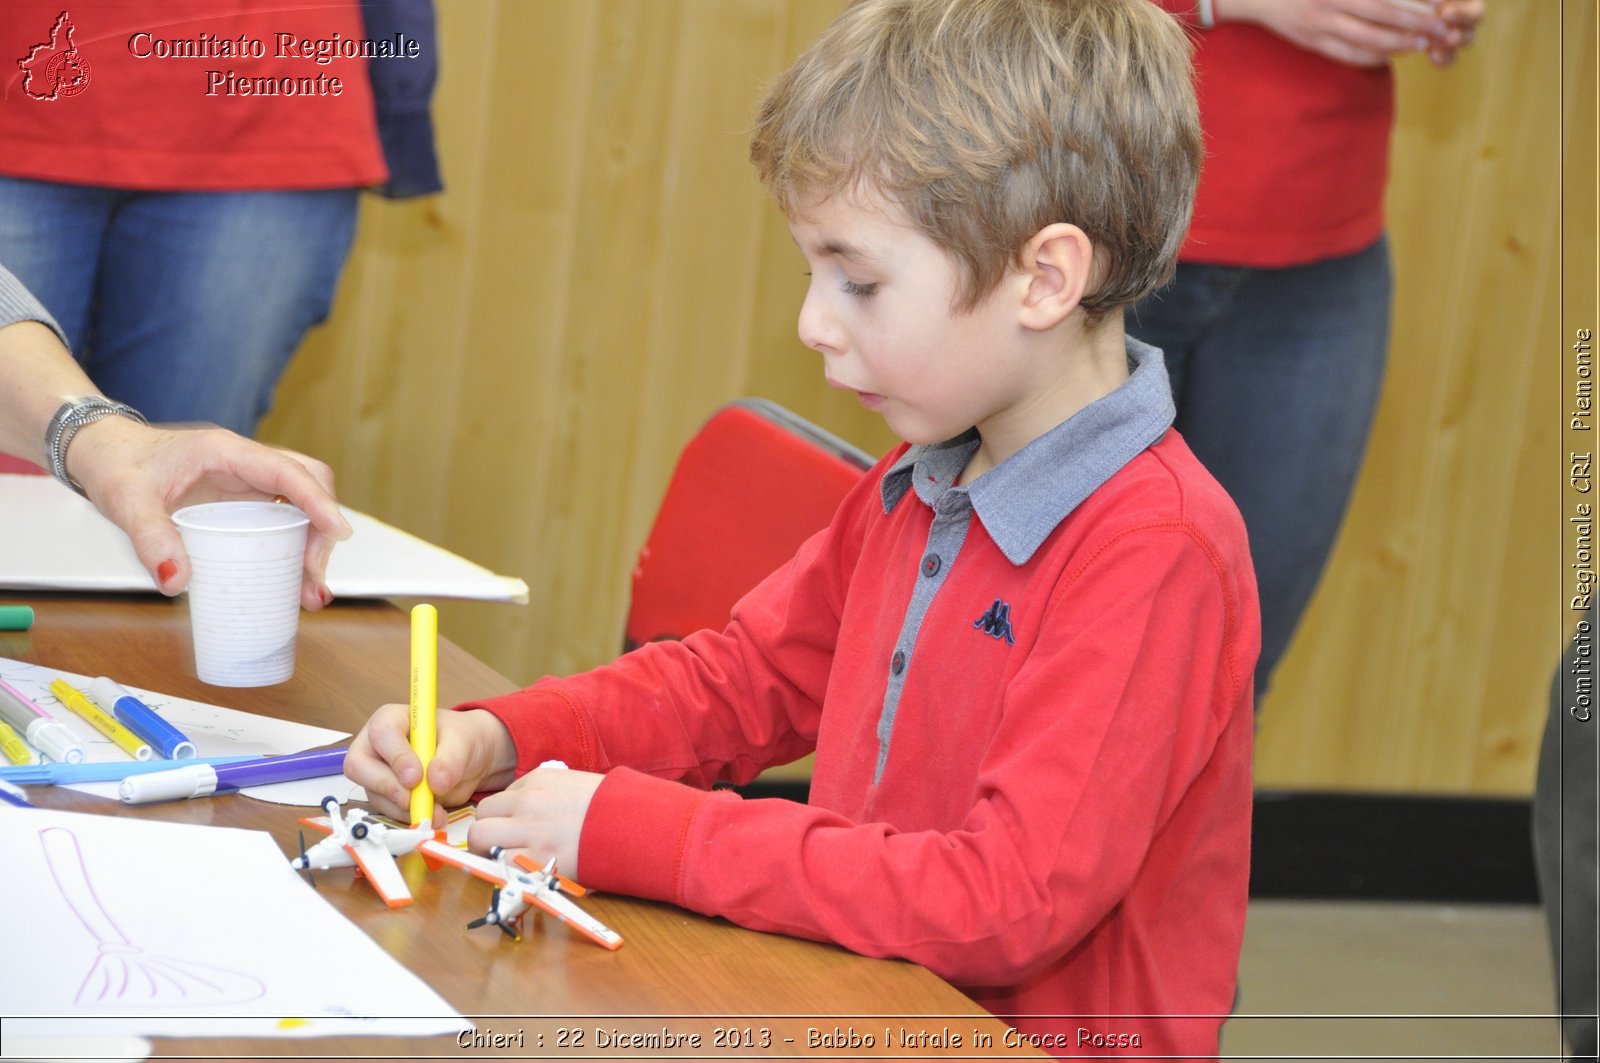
[117,745,348,804]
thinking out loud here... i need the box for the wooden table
[2,593,1042,1061]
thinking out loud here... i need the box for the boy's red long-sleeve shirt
[463,342,1259,1058]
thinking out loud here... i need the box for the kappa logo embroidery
[973,598,1015,645]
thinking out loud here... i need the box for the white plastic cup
[172,501,310,687]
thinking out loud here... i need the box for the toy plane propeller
[416,839,623,950]
[290,795,450,908]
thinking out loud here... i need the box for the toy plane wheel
[294,831,316,888]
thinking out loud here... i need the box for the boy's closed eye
[802,270,879,298]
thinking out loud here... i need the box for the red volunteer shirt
[1156,2,1394,266]
[0,1,385,190]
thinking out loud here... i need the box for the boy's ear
[1017,223,1096,331]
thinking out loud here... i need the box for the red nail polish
[157,560,178,585]
[319,587,332,606]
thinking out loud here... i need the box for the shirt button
[891,650,906,675]
[921,553,941,577]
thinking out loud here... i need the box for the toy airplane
[290,796,473,909]
[416,838,624,950]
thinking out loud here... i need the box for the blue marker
[0,755,257,786]
[86,678,196,760]
[0,778,36,808]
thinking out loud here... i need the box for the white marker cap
[26,719,84,765]
[118,764,219,804]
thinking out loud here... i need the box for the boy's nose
[796,285,840,355]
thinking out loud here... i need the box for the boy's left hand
[468,765,605,879]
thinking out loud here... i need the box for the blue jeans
[0,178,359,435]
[1126,237,1393,698]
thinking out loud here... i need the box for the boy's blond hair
[750,0,1201,318]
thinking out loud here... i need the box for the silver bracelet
[43,397,149,496]
[1197,0,1217,28]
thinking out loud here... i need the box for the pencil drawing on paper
[40,826,267,1007]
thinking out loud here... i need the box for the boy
[348,0,1259,1056]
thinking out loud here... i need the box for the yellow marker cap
[0,718,32,765]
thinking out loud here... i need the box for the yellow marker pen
[51,678,153,761]
[0,717,31,765]
[408,603,439,828]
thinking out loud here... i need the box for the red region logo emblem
[17,10,91,101]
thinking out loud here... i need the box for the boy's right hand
[344,705,519,822]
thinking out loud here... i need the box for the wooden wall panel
[1253,1,1581,794]
[260,0,1581,795]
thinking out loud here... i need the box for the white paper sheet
[0,805,470,1041]
[0,473,529,602]
[0,656,354,804]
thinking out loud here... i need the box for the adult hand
[68,416,352,609]
[1426,0,1483,67]
[470,765,605,880]
[1219,0,1447,67]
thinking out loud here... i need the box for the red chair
[625,398,874,651]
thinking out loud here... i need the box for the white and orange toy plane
[416,840,624,950]
[291,795,469,908]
